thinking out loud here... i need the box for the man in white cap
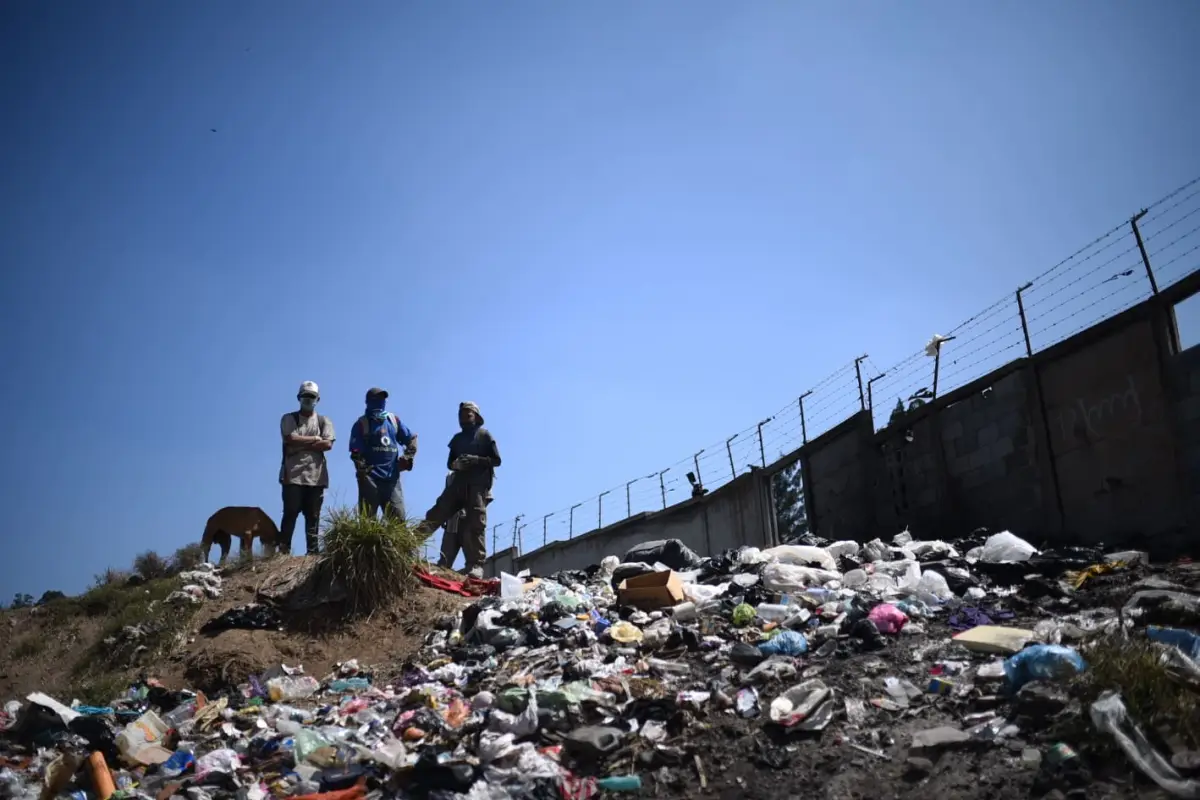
[279,381,335,555]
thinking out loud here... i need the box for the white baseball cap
[297,381,320,397]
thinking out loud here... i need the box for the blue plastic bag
[1003,644,1086,690]
[1147,626,1200,664]
[758,630,808,656]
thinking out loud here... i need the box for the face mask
[299,396,318,412]
[367,398,387,418]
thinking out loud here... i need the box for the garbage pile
[166,565,224,607]
[3,530,1200,799]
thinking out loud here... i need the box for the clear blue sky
[3,2,1199,598]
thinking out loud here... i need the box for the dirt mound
[0,556,468,702]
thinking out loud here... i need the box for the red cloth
[413,567,499,597]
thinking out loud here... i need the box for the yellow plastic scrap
[1067,561,1125,589]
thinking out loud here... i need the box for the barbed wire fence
[488,176,1200,561]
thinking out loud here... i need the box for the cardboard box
[618,570,685,610]
[952,625,1034,655]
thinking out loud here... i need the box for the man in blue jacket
[349,387,418,519]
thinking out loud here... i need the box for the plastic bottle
[267,676,320,702]
[161,702,196,729]
[597,776,642,792]
[755,604,792,622]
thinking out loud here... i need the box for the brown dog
[201,506,279,564]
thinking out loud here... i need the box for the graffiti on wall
[1049,374,1144,445]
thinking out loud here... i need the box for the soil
[0,557,469,702]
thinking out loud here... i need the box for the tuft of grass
[133,550,174,580]
[173,543,206,572]
[319,506,429,614]
[66,673,132,707]
[71,577,195,676]
[10,635,45,660]
[1081,636,1200,747]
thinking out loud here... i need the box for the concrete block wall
[1168,343,1200,528]
[482,469,776,577]
[804,413,875,541]
[1039,319,1183,542]
[935,368,1045,534]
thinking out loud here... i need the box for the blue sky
[2,2,1199,598]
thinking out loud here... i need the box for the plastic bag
[862,539,893,562]
[500,572,523,599]
[768,679,834,730]
[867,604,908,634]
[909,541,960,560]
[825,540,861,559]
[1147,626,1200,665]
[1091,691,1200,798]
[979,531,1038,563]
[732,603,756,626]
[761,563,840,593]
[622,539,701,570]
[1003,645,1086,690]
[917,570,954,600]
[609,621,643,644]
[758,631,808,656]
[762,545,837,572]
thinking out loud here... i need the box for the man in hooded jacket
[420,401,500,578]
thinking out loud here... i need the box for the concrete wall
[483,467,778,577]
[1039,318,1184,542]
[1169,343,1200,527]
[800,275,1200,551]
[802,413,876,542]
[481,273,1200,577]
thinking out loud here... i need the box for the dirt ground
[0,557,469,702]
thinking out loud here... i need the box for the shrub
[173,543,206,572]
[94,567,131,588]
[133,550,173,580]
[38,590,66,605]
[320,506,428,614]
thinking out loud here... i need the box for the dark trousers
[357,475,406,520]
[281,484,325,555]
[424,482,489,570]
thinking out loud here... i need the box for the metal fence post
[657,468,669,508]
[1016,282,1034,357]
[598,491,610,528]
[853,355,868,411]
[725,435,738,478]
[568,503,581,538]
[756,418,772,466]
[798,392,812,444]
[1130,210,1159,295]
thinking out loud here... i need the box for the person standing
[420,401,500,579]
[349,387,418,519]
[279,381,335,555]
[435,471,471,569]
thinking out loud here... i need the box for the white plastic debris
[978,531,1038,563]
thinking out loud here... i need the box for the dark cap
[366,387,389,400]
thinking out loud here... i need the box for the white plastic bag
[916,570,954,600]
[979,532,1038,563]
[842,569,868,589]
[909,541,959,559]
[761,563,840,593]
[762,545,837,572]
[862,539,893,562]
[1091,692,1200,798]
[825,541,861,559]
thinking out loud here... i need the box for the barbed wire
[488,174,1200,557]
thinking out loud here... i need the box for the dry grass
[1081,635,1200,747]
[319,506,429,615]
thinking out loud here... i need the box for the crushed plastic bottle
[267,675,319,702]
